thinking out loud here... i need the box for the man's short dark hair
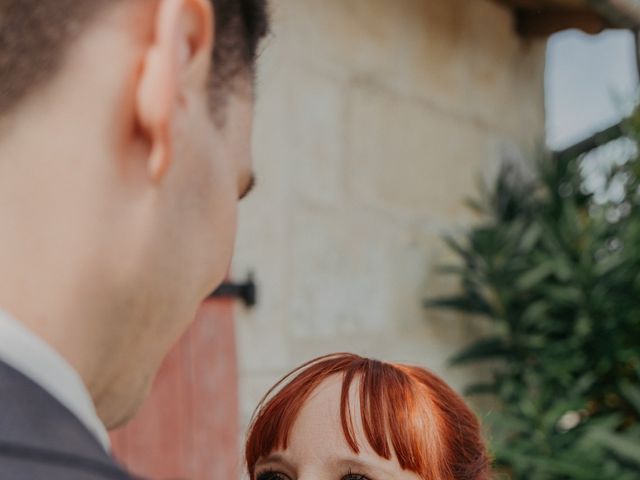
[0,0,269,116]
[208,0,269,112]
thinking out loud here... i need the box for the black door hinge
[209,273,257,308]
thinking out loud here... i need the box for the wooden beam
[516,8,610,36]
[588,0,640,29]
[498,0,585,8]
[496,0,640,35]
[553,122,625,162]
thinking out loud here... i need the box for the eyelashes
[256,471,289,480]
[345,474,369,480]
[255,470,372,480]
[345,468,371,480]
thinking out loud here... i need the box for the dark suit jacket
[0,359,133,479]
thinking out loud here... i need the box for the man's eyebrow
[240,174,256,200]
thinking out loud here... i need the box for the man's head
[0,0,268,116]
[0,0,268,428]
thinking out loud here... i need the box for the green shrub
[428,114,640,479]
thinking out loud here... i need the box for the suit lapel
[0,360,132,478]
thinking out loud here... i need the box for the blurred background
[111,1,640,479]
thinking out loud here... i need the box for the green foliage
[428,113,640,479]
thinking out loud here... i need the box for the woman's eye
[256,471,290,480]
[343,474,370,480]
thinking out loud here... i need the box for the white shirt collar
[0,309,111,452]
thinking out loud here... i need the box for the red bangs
[245,353,491,480]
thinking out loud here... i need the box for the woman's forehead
[288,375,380,455]
[282,375,416,479]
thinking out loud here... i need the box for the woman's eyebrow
[335,457,391,479]
[259,453,285,463]
[255,452,293,469]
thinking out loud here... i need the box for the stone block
[345,82,498,222]
[252,52,350,206]
[270,0,471,114]
[287,203,394,338]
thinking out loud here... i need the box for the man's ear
[136,0,214,182]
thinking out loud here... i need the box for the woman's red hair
[245,353,491,480]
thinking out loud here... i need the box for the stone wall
[232,0,546,453]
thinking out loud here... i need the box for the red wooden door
[110,298,239,480]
